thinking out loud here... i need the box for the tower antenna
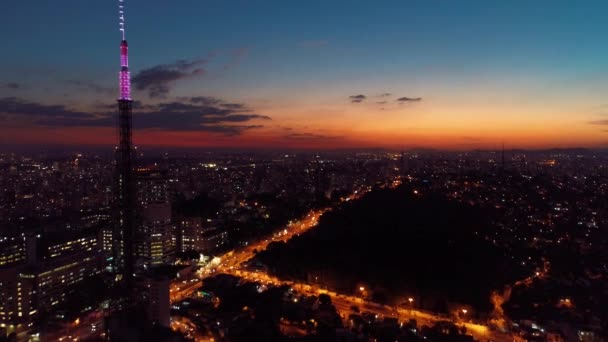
[118,0,126,40]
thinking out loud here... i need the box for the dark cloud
[397,97,422,102]
[349,94,367,103]
[0,96,269,135]
[94,100,154,111]
[222,103,246,110]
[376,101,387,105]
[4,82,20,89]
[132,58,207,98]
[284,133,342,140]
[133,97,270,135]
[183,96,221,105]
[0,97,97,120]
[64,80,114,95]
[589,120,608,125]
[378,93,391,97]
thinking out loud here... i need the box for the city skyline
[2,2,607,340]
[2,0,608,150]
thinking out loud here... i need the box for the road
[41,187,370,341]
[168,206,328,301]
[42,310,105,342]
[222,269,512,342]
[174,181,517,341]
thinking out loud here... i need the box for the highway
[220,269,512,342]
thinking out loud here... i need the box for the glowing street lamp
[358,286,368,300]
[407,297,414,315]
[460,308,468,321]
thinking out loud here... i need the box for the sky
[1,0,608,150]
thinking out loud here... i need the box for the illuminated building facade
[136,169,175,267]
[31,254,101,309]
[200,228,228,252]
[177,217,228,254]
[0,235,26,268]
[138,203,174,266]
[136,169,170,205]
[0,231,103,328]
[178,217,204,252]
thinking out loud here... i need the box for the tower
[113,0,136,289]
[501,142,505,172]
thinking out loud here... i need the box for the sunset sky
[2,0,608,150]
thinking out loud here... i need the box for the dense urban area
[1,149,606,341]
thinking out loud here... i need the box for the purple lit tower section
[113,0,136,290]
[119,40,131,100]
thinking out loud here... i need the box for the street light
[461,309,468,321]
[358,286,368,300]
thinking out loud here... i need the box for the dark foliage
[257,186,524,312]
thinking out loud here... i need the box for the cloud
[64,80,114,95]
[4,82,20,89]
[349,94,367,103]
[132,58,207,98]
[284,132,342,140]
[0,96,270,135]
[397,97,422,102]
[179,96,222,106]
[378,93,391,97]
[0,97,98,119]
[94,100,156,111]
[589,120,608,126]
[133,97,271,135]
[376,101,387,105]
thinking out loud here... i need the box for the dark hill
[256,185,524,313]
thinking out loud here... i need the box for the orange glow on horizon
[1,119,605,151]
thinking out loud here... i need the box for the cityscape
[1,1,608,342]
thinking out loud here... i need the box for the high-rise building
[0,235,26,268]
[178,216,203,252]
[138,203,173,267]
[146,274,170,327]
[177,217,228,254]
[0,231,103,328]
[136,169,174,267]
[136,169,170,205]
